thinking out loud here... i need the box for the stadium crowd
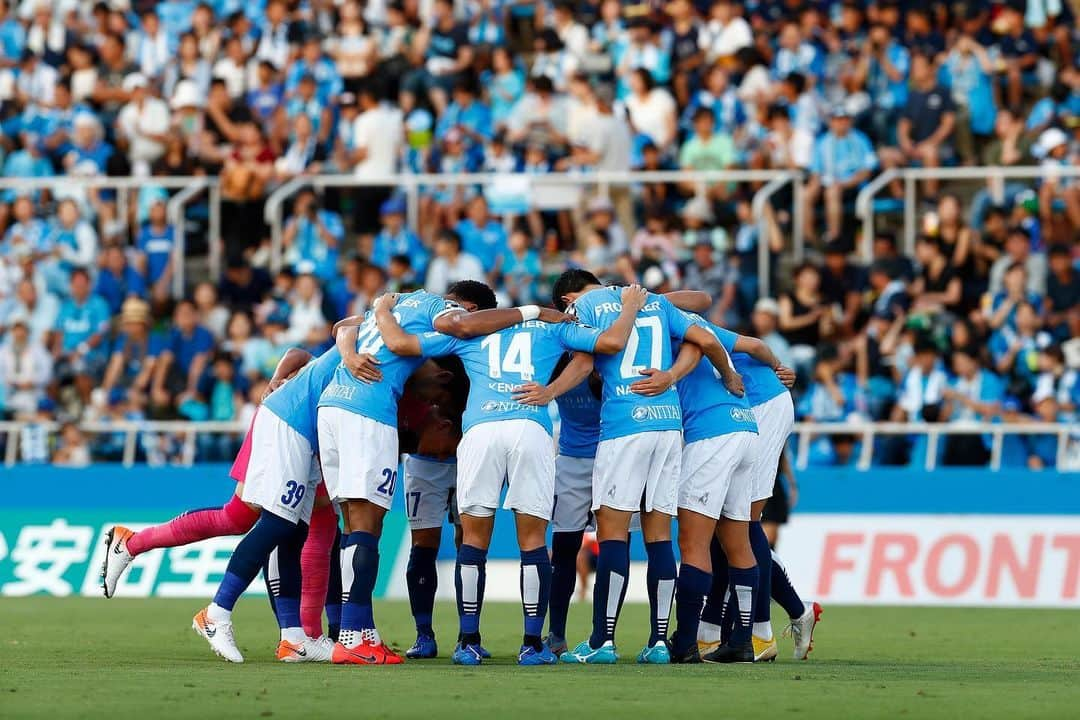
[0,0,1077,467]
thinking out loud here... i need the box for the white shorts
[317,406,400,509]
[679,432,756,521]
[592,430,682,516]
[552,455,595,533]
[456,419,556,520]
[749,392,795,502]
[240,408,321,524]
[403,455,459,530]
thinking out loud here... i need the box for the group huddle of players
[99,269,821,666]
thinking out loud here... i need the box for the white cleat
[785,601,822,660]
[277,635,334,663]
[101,526,135,598]
[192,607,244,663]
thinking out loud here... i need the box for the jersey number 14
[481,332,535,381]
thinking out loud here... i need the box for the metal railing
[263,169,798,301]
[1,419,1073,471]
[0,176,219,299]
[791,421,1075,473]
[855,165,1080,261]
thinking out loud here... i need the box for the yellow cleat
[752,635,778,663]
[697,639,721,657]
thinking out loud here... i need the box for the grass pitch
[1,598,1078,719]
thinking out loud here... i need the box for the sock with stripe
[698,537,728,643]
[325,527,342,641]
[727,565,759,646]
[339,531,381,648]
[672,563,711,655]
[771,550,808,620]
[548,530,583,640]
[750,521,774,640]
[210,510,296,622]
[128,494,258,556]
[406,545,439,636]
[519,546,551,650]
[455,544,487,645]
[589,539,629,649]
[645,540,676,647]
[300,504,338,639]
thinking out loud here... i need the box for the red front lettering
[924,534,979,597]
[986,534,1043,599]
[866,533,917,597]
[1052,535,1080,600]
[817,533,864,596]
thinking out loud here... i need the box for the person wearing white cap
[116,72,170,175]
[1034,126,1080,240]
[751,298,794,371]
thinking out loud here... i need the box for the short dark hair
[70,267,90,283]
[436,229,461,249]
[551,269,601,311]
[784,72,806,95]
[446,280,497,310]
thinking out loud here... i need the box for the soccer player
[373,285,648,665]
[191,345,343,664]
[319,282,570,665]
[551,270,743,665]
[698,342,820,661]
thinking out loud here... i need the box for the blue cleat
[636,642,671,664]
[405,633,438,659]
[559,640,618,664]
[451,642,484,666]
[518,644,558,666]
[478,644,492,659]
[544,634,568,657]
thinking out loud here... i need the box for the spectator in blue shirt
[990,301,1052,388]
[435,77,493,167]
[247,60,285,126]
[859,23,910,144]
[485,46,525,128]
[996,5,1038,110]
[941,345,1004,465]
[987,263,1044,332]
[804,106,878,242]
[52,268,112,403]
[940,33,995,164]
[0,1,26,66]
[1,195,50,257]
[286,35,343,106]
[101,298,162,405]
[95,245,148,314]
[1,136,53,203]
[498,227,541,304]
[136,199,176,301]
[680,63,746,140]
[157,0,198,52]
[371,196,429,275]
[455,194,508,278]
[151,299,216,415]
[772,21,824,85]
[282,188,344,282]
[281,73,332,145]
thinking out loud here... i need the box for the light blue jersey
[677,316,757,444]
[419,321,601,435]
[318,291,462,427]
[556,378,601,459]
[718,329,787,408]
[570,288,693,441]
[263,347,342,451]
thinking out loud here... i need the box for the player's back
[555,376,601,459]
[570,287,689,441]
[731,350,787,407]
[263,346,342,451]
[675,315,756,443]
[319,290,454,427]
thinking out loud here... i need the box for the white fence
[1,419,1073,471]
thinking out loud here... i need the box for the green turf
[1,599,1078,719]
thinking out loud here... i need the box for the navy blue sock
[273,521,307,630]
[520,546,551,648]
[455,544,487,644]
[340,531,379,646]
[771,550,806,619]
[645,540,676,646]
[548,530,583,639]
[700,537,728,628]
[672,563,711,654]
[727,565,759,645]
[750,521,773,625]
[325,527,342,641]
[407,545,439,635]
[589,539,629,649]
[213,511,296,611]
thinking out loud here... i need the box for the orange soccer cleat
[331,640,405,665]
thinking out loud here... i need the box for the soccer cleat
[544,634,568,657]
[478,644,492,659]
[101,526,135,598]
[697,639,721,657]
[702,640,754,664]
[753,635,778,663]
[331,640,404,665]
[518,644,558,666]
[636,642,671,664]
[451,642,484,666]
[669,644,702,664]
[277,636,334,663]
[559,640,618,664]
[785,602,822,660]
[192,607,243,663]
[406,633,439,659]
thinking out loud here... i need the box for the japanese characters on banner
[778,514,1080,608]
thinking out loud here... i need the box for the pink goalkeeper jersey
[228,409,258,482]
